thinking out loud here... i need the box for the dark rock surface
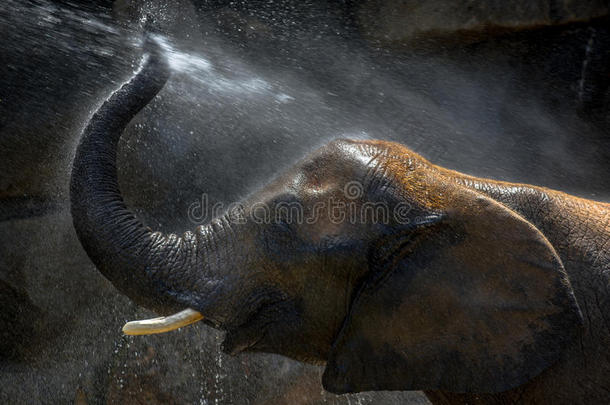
[355,0,609,44]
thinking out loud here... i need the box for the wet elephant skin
[70,37,610,404]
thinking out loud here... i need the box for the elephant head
[71,37,582,394]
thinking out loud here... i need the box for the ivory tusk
[122,308,204,335]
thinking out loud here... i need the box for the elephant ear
[323,191,582,394]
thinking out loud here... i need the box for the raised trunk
[71,35,212,317]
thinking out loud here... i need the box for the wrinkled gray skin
[71,38,610,404]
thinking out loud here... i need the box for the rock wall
[356,0,609,43]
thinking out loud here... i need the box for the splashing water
[153,35,295,104]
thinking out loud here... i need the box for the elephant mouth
[120,295,287,357]
[222,326,267,355]
[120,305,270,354]
[221,300,282,355]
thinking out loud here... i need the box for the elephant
[70,36,610,404]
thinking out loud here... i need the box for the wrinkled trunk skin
[70,36,216,318]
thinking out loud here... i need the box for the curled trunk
[71,36,203,316]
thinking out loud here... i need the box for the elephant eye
[270,194,303,229]
[262,217,300,260]
[273,216,294,234]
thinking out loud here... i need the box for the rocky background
[0,0,608,404]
